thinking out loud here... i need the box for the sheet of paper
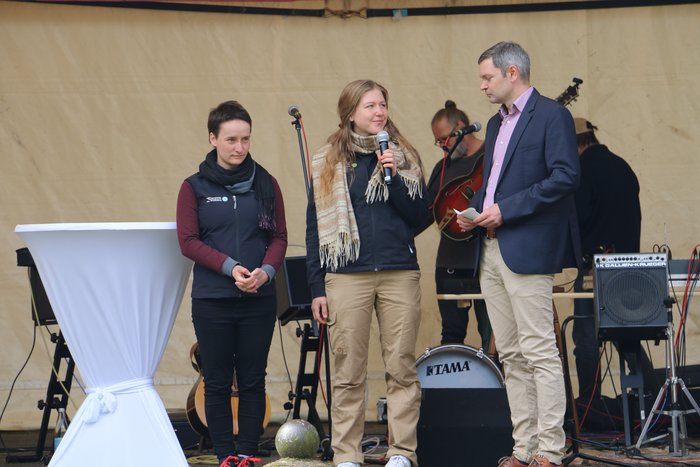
[453,207,480,220]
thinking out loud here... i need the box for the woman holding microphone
[305,79,429,467]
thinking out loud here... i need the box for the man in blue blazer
[457,42,581,467]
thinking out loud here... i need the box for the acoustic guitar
[432,77,583,241]
[432,151,484,242]
[185,342,271,438]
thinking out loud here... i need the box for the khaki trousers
[325,270,422,466]
[479,239,566,465]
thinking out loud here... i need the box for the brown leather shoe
[528,454,560,466]
[497,456,529,467]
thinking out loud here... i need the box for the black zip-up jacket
[305,151,430,298]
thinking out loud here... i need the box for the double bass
[431,77,583,241]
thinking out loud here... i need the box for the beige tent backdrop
[1,0,699,430]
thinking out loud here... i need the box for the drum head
[416,344,504,389]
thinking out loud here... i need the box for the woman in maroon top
[176,100,287,467]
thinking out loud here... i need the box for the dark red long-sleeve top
[176,176,287,288]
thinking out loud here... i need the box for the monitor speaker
[593,253,669,342]
[275,256,313,324]
[16,247,57,326]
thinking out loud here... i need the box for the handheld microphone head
[288,104,302,119]
[376,131,392,185]
[376,130,390,147]
[450,122,481,137]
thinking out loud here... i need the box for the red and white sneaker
[219,455,261,467]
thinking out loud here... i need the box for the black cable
[601,342,626,433]
[275,319,294,423]
[574,436,618,450]
[0,324,38,453]
[554,277,576,291]
[653,243,673,259]
[602,343,619,399]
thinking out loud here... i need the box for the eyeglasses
[434,126,458,148]
[434,137,448,147]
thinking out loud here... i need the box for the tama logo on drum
[424,359,470,376]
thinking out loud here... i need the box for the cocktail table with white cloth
[15,222,193,467]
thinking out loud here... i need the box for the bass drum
[415,344,504,389]
[416,344,512,467]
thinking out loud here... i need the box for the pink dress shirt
[482,87,534,211]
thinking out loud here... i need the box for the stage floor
[3,420,700,466]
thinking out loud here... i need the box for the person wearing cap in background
[572,117,654,424]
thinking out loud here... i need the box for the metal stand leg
[635,312,700,456]
[6,331,74,463]
[287,320,333,460]
[616,340,646,446]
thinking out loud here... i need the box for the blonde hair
[318,79,421,199]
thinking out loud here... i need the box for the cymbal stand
[635,300,700,456]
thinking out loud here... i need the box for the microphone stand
[443,132,466,167]
[288,114,333,461]
[291,117,311,197]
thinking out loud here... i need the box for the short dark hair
[207,100,252,136]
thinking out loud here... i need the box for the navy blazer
[472,88,582,274]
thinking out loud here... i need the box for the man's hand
[311,296,329,324]
[456,214,478,232]
[476,203,503,229]
[456,203,503,231]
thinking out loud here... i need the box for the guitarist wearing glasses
[417,100,492,349]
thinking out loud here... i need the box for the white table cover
[15,222,193,466]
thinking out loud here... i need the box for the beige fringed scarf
[311,131,423,271]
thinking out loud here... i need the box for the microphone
[376,131,392,185]
[288,104,302,120]
[450,122,481,137]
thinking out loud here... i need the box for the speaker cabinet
[275,256,313,324]
[593,253,669,342]
[16,247,57,326]
[417,388,512,467]
[167,409,200,450]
